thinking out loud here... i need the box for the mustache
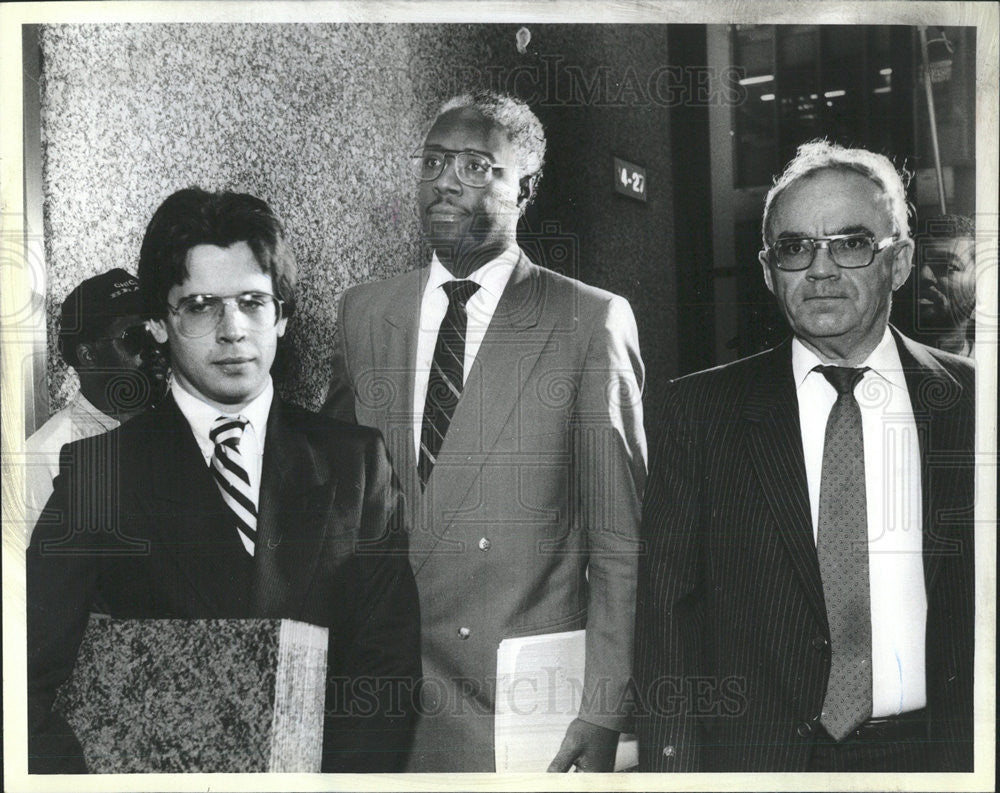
[919,285,946,302]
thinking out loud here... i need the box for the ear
[759,250,776,295]
[890,237,915,292]
[148,318,169,345]
[276,316,288,338]
[76,342,96,369]
[517,174,538,213]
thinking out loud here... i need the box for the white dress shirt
[24,391,121,538]
[171,377,273,503]
[793,328,926,717]
[411,246,518,461]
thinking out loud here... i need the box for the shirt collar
[72,391,120,431]
[171,376,274,452]
[792,327,906,391]
[427,245,519,298]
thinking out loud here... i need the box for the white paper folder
[494,629,638,772]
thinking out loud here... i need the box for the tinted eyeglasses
[103,323,156,356]
[765,232,899,271]
[165,292,283,338]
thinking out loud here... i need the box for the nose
[216,301,247,342]
[919,259,938,285]
[805,243,840,280]
[433,155,463,194]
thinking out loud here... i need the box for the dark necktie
[210,415,257,556]
[815,365,872,740]
[418,279,481,488]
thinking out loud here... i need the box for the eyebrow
[923,250,966,268]
[176,291,274,300]
[775,225,875,239]
[420,145,496,160]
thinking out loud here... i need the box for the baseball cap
[59,269,143,368]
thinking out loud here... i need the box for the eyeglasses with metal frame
[765,232,900,271]
[409,148,510,188]
[165,292,283,338]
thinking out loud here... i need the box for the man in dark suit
[27,188,420,773]
[635,141,974,772]
[325,91,646,771]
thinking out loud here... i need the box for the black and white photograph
[1,1,996,790]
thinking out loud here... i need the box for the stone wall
[38,23,677,411]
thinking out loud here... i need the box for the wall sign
[613,156,647,202]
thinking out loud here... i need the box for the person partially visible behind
[916,213,976,356]
[24,269,167,534]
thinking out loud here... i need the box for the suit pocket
[510,605,588,638]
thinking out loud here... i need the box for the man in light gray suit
[324,91,646,772]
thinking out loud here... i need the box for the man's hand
[546,718,619,772]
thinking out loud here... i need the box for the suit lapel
[251,398,336,616]
[146,394,255,613]
[411,254,544,573]
[377,269,424,497]
[892,330,968,593]
[742,342,828,628]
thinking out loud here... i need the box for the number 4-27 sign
[613,157,647,203]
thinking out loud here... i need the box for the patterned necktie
[815,365,872,740]
[210,415,257,556]
[418,279,481,488]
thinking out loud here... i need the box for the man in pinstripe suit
[635,141,974,772]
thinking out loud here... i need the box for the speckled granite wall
[39,24,677,412]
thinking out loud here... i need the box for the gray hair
[761,140,912,246]
[438,90,546,180]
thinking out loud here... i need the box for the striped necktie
[815,365,872,740]
[210,415,257,556]
[418,279,481,488]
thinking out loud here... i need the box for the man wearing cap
[24,269,167,534]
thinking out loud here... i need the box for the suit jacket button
[478,537,491,551]
[796,722,813,737]
[812,636,829,650]
[458,627,471,639]
[662,745,676,758]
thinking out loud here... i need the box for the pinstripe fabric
[634,332,975,772]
